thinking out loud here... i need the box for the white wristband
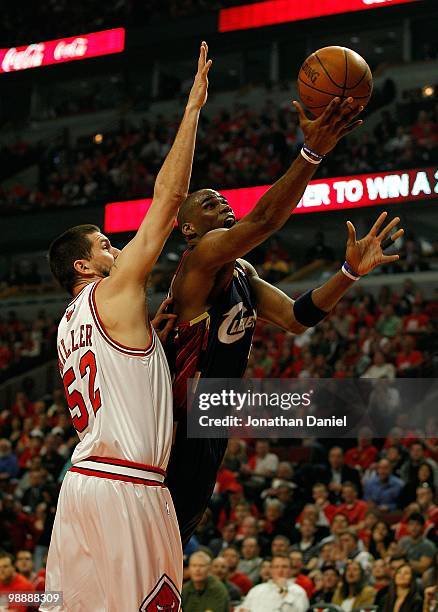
[300,147,321,165]
[341,263,360,281]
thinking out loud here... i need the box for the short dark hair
[408,512,425,526]
[48,225,100,294]
[342,481,358,493]
[321,563,340,575]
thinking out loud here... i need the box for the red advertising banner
[0,28,125,74]
[219,0,420,33]
[104,166,438,234]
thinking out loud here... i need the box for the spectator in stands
[376,304,403,338]
[400,442,438,488]
[236,554,308,612]
[0,439,19,479]
[338,530,374,573]
[288,550,314,599]
[0,551,34,599]
[374,554,409,608]
[364,458,404,511]
[14,550,44,590]
[398,513,436,576]
[381,563,423,612]
[361,350,396,378]
[222,546,253,596]
[182,551,229,612]
[39,434,65,481]
[16,469,47,513]
[323,446,362,500]
[241,439,279,491]
[416,484,438,526]
[237,537,263,583]
[403,303,431,333]
[371,558,390,591]
[256,559,271,584]
[335,481,368,528]
[369,520,395,560]
[396,335,424,375]
[208,522,238,557]
[332,560,376,608]
[310,563,340,604]
[290,518,320,565]
[320,513,350,547]
[312,482,337,525]
[271,535,290,556]
[223,438,247,472]
[345,428,379,471]
[211,556,242,605]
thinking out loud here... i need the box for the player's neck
[71,278,98,297]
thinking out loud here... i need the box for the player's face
[88,232,121,278]
[192,190,236,235]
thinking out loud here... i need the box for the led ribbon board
[0,28,125,74]
[219,0,420,33]
[104,166,438,233]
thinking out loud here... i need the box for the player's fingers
[381,228,404,250]
[202,59,213,77]
[338,104,364,127]
[155,296,173,315]
[381,254,400,264]
[369,211,388,236]
[198,41,207,70]
[337,119,363,138]
[376,216,400,241]
[346,220,357,245]
[320,97,341,121]
[292,100,307,122]
[159,317,177,343]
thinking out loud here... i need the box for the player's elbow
[288,321,308,335]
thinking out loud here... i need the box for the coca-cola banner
[0,28,125,74]
[104,166,438,233]
[219,0,420,32]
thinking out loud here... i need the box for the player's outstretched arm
[109,42,212,286]
[194,97,363,271]
[243,212,404,333]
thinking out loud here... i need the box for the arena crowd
[0,280,436,610]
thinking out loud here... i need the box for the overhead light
[422,85,434,97]
[94,133,103,144]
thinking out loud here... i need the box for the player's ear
[73,259,92,276]
[182,222,196,240]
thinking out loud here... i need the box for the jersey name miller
[218,302,256,344]
[58,324,93,371]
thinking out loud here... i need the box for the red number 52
[62,350,101,432]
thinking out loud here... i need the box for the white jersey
[57,280,173,471]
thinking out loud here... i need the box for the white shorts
[41,460,182,612]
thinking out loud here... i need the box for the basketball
[298,46,373,117]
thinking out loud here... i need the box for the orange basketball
[298,46,373,117]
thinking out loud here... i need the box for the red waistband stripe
[70,456,166,486]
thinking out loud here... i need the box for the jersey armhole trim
[89,281,155,357]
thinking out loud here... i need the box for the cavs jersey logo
[218,302,256,344]
[140,574,180,612]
